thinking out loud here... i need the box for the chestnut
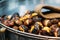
[20,17,24,21]
[43,19,52,27]
[50,24,58,31]
[51,19,59,24]
[8,20,14,27]
[2,18,14,27]
[58,22,60,27]
[42,27,51,33]
[6,15,12,20]
[1,15,6,19]
[31,13,38,17]
[15,20,23,25]
[57,28,60,37]
[0,27,6,32]
[29,22,42,34]
[23,14,31,19]
[32,16,40,22]
[11,13,20,22]
[35,22,43,28]
[41,26,51,36]
[29,25,39,34]
[24,19,32,25]
[3,20,9,26]
[50,24,59,37]
[1,15,7,22]
[13,26,18,30]
[12,13,20,18]
[20,14,31,21]
[19,25,28,32]
[40,30,50,36]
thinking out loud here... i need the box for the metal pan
[0,23,60,40]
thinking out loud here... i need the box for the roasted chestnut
[24,19,32,25]
[12,13,20,18]
[1,10,60,37]
[50,24,59,37]
[51,19,59,24]
[15,19,23,25]
[57,28,60,37]
[0,27,6,32]
[43,19,52,27]
[1,15,7,22]
[41,26,51,36]
[58,22,60,27]
[24,14,31,18]
[31,13,38,17]
[20,14,31,21]
[6,15,12,20]
[32,16,42,22]
[19,25,28,32]
[29,25,35,33]
[8,20,14,27]
[35,22,43,28]
[20,12,38,21]
[29,26,39,34]
[29,22,43,34]
[42,27,51,33]
[3,20,9,26]
[40,30,50,36]
[11,13,20,21]
[1,15,6,19]
[13,26,18,30]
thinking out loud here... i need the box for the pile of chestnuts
[0,10,60,37]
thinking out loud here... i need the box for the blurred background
[0,0,60,16]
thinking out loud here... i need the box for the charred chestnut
[6,15,12,20]
[51,19,59,24]
[29,25,35,33]
[32,16,42,22]
[41,26,51,36]
[43,19,52,27]
[19,25,28,32]
[35,22,43,28]
[15,19,23,25]
[8,20,14,27]
[58,22,60,27]
[12,13,20,18]
[57,28,60,37]
[20,14,31,21]
[11,13,20,21]
[42,27,51,33]
[13,26,18,30]
[2,10,60,37]
[1,15,7,23]
[29,22,43,34]
[50,24,59,37]
[24,19,32,25]
[3,20,10,26]
[31,13,38,17]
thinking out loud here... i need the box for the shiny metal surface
[0,23,60,40]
